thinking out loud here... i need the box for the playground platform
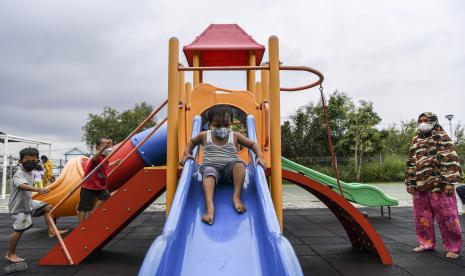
[1,207,464,275]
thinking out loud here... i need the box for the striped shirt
[203,130,240,168]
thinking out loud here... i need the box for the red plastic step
[38,168,166,265]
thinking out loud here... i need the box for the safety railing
[177,64,325,91]
[46,99,168,265]
[278,65,324,91]
[178,65,269,72]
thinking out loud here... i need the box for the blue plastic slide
[138,116,302,276]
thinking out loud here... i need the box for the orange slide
[31,124,167,219]
[32,156,88,218]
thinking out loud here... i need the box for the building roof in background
[64,147,88,155]
[0,131,51,144]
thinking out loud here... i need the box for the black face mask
[22,161,37,172]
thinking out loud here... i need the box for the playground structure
[36,24,394,274]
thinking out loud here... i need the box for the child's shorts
[11,200,48,232]
[200,160,245,185]
[77,188,110,212]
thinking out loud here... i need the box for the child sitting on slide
[182,105,266,225]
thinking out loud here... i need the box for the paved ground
[1,184,465,275]
[0,207,465,275]
[1,183,414,213]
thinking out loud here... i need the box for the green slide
[282,157,399,207]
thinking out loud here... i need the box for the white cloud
[1,0,464,158]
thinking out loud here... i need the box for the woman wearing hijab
[405,112,463,259]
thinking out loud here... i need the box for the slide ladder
[38,168,166,265]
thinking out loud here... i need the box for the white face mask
[102,147,113,157]
[418,122,434,133]
[212,127,231,139]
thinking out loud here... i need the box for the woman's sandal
[446,252,460,259]
[413,246,433,252]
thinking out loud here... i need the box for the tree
[318,91,353,157]
[281,121,294,157]
[82,102,157,150]
[343,100,381,181]
[380,120,417,156]
[455,123,465,144]
[284,90,353,158]
[290,106,311,156]
[454,123,465,164]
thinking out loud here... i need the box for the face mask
[22,161,37,172]
[102,147,113,157]
[418,122,434,133]
[213,127,230,139]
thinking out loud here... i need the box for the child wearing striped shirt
[182,105,265,225]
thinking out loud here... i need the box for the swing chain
[319,82,345,198]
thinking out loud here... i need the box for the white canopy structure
[0,131,52,199]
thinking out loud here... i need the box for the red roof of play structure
[183,24,265,67]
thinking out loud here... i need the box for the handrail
[46,99,168,264]
[279,65,324,91]
[108,117,167,177]
[178,65,269,71]
[177,64,324,92]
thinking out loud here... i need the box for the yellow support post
[178,65,186,161]
[185,82,192,107]
[166,38,179,216]
[178,65,185,104]
[247,51,256,92]
[268,36,283,230]
[184,82,192,149]
[193,54,201,86]
[255,82,261,104]
[261,63,269,101]
[261,63,271,190]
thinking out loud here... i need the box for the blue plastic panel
[131,123,168,166]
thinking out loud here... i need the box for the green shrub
[295,155,406,183]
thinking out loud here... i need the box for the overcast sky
[1,0,464,158]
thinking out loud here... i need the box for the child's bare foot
[233,197,247,213]
[5,254,25,263]
[48,229,69,238]
[202,205,214,225]
[413,246,433,252]
[446,252,459,259]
